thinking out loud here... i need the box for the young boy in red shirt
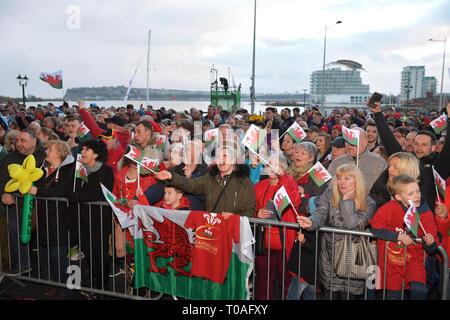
[370,174,439,300]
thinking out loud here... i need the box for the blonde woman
[369,152,420,210]
[297,163,376,299]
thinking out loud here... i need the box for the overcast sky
[0,0,448,99]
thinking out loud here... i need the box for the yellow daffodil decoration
[5,155,43,194]
[4,155,43,244]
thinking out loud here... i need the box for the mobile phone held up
[367,92,383,109]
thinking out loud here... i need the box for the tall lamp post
[321,20,342,110]
[303,89,308,107]
[428,37,447,110]
[404,85,413,108]
[16,74,29,107]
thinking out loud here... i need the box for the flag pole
[248,147,275,170]
[356,141,360,167]
[419,221,427,235]
[432,166,442,203]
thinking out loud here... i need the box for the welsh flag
[132,205,254,300]
[75,154,88,183]
[156,134,166,151]
[100,183,136,229]
[76,122,90,139]
[308,162,332,187]
[286,122,307,144]
[125,145,144,163]
[430,114,447,134]
[273,186,291,218]
[342,125,360,146]
[140,157,160,174]
[242,124,267,152]
[204,128,219,148]
[39,70,63,89]
[404,200,420,237]
[432,166,446,200]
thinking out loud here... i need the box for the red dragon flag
[242,124,267,152]
[75,154,88,183]
[39,70,63,89]
[308,161,332,187]
[140,157,159,174]
[286,121,307,144]
[404,200,421,237]
[125,145,144,164]
[432,165,446,200]
[342,125,360,146]
[156,134,166,151]
[273,186,292,218]
[76,122,90,139]
[429,114,447,135]
[204,128,219,148]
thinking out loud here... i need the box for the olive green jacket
[169,164,256,217]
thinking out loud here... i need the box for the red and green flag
[204,128,219,148]
[432,166,446,200]
[125,145,144,163]
[342,125,360,146]
[156,134,166,151]
[308,162,332,187]
[39,70,63,89]
[242,124,267,152]
[75,154,88,183]
[140,157,160,174]
[404,200,420,237]
[76,122,90,139]
[273,186,291,218]
[429,114,447,134]
[286,122,307,144]
[132,205,254,300]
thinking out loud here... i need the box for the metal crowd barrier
[0,196,448,300]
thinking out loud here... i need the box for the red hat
[331,124,342,132]
[320,124,328,133]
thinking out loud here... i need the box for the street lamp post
[321,20,342,111]
[404,85,413,108]
[250,0,257,115]
[16,74,29,107]
[428,37,446,110]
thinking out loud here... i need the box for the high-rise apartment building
[400,66,425,100]
[424,76,437,96]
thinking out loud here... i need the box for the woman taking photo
[28,140,74,298]
[297,164,377,299]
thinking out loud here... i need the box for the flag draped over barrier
[132,205,254,300]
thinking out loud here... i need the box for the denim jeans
[287,276,314,300]
[385,281,428,300]
[7,205,30,270]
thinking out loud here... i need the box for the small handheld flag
[204,128,219,148]
[273,185,299,218]
[404,200,426,237]
[285,122,307,144]
[342,125,360,146]
[429,114,447,135]
[432,165,446,201]
[75,154,88,183]
[242,124,267,152]
[308,162,332,187]
[76,122,90,139]
[156,134,166,151]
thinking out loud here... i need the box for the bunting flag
[132,205,254,300]
[204,128,219,148]
[156,134,166,151]
[242,124,267,152]
[429,114,447,135]
[76,122,90,139]
[100,183,136,229]
[308,162,332,187]
[432,166,446,200]
[404,200,420,237]
[273,186,291,218]
[286,122,307,144]
[75,154,88,183]
[342,125,360,146]
[39,70,63,89]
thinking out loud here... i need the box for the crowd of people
[0,97,448,300]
